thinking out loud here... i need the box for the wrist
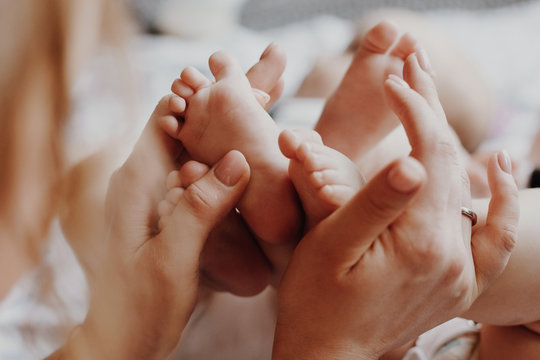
[61,295,176,360]
[49,324,105,360]
[272,324,377,360]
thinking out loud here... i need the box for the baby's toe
[165,187,184,204]
[181,66,211,91]
[169,95,186,115]
[167,170,182,190]
[171,78,195,98]
[319,184,357,207]
[158,199,175,217]
[178,160,211,187]
[310,169,346,189]
[209,50,244,81]
[297,143,333,171]
[279,129,323,160]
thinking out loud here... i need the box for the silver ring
[461,207,477,226]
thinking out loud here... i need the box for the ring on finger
[461,206,477,226]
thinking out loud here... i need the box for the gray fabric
[239,0,533,29]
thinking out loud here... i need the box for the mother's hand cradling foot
[59,106,251,359]
[273,50,519,360]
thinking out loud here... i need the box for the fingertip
[488,150,518,192]
[387,157,426,194]
[169,94,186,114]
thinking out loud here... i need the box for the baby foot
[315,21,420,163]
[168,51,301,244]
[279,129,365,231]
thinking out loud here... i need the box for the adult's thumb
[159,150,251,257]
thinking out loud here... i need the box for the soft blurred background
[70,0,540,167]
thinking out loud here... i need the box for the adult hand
[50,97,251,359]
[272,52,519,360]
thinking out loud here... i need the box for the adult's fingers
[384,54,464,225]
[302,156,426,271]
[106,99,184,251]
[471,151,519,294]
[156,151,250,263]
[246,42,286,109]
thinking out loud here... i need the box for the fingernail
[388,74,410,88]
[416,49,433,75]
[261,42,275,59]
[252,88,271,105]
[497,149,512,174]
[214,151,245,186]
[387,158,424,193]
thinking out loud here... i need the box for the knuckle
[365,190,400,220]
[433,136,459,162]
[441,256,467,286]
[402,235,461,277]
[412,233,443,260]
[459,168,471,190]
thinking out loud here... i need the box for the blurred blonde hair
[0,1,69,256]
[0,0,130,350]
[0,0,129,264]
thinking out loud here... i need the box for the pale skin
[164,20,537,359]
[51,16,536,360]
[155,56,514,358]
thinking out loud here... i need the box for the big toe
[209,50,244,81]
[361,20,400,54]
[279,129,323,159]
